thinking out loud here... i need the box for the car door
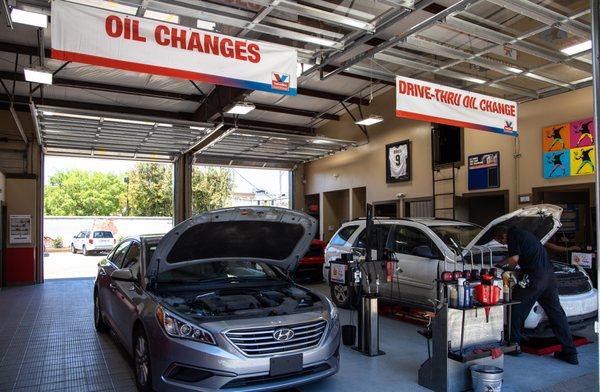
[98,240,130,328]
[390,224,442,307]
[110,241,142,348]
[73,232,83,250]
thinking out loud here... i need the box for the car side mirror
[111,268,135,282]
[412,245,437,259]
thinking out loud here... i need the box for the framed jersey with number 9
[386,139,411,183]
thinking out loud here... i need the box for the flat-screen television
[432,123,462,166]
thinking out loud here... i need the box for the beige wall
[300,86,595,233]
[6,178,37,248]
[518,87,594,192]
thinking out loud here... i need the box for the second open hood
[464,204,563,251]
[147,207,317,276]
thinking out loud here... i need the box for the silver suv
[324,205,597,337]
[94,207,340,391]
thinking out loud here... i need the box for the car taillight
[88,239,94,244]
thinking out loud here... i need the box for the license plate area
[269,353,303,377]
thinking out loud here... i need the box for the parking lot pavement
[43,251,105,280]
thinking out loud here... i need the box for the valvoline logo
[503,120,513,133]
[272,72,290,91]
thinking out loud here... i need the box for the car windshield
[429,225,481,248]
[93,231,114,238]
[157,260,281,284]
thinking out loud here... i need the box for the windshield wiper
[159,276,272,285]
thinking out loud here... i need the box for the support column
[173,153,193,225]
[589,0,599,385]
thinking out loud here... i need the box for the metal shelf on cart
[448,343,519,363]
[447,300,521,311]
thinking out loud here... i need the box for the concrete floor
[0,277,597,392]
[43,252,104,280]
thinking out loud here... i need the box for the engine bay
[159,284,323,320]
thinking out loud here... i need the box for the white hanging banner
[395,76,518,136]
[51,0,297,95]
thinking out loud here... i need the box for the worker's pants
[510,271,577,355]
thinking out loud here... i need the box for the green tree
[192,167,234,214]
[44,170,125,216]
[126,163,173,216]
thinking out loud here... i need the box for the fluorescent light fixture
[312,138,334,144]
[197,19,216,31]
[105,117,154,125]
[44,112,100,121]
[464,76,486,84]
[68,0,137,15]
[10,8,48,28]
[355,115,383,126]
[144,9,179,24]
[24,68,52,85]
[225,102,256,115]
[505,66,523,74]
[190,126,207,131]
[561,40,591,56]
[156,123,172,127]
[571,76,593,84]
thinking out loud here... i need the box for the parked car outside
[296,239,326,282]
[71,230,116,255]
[94,207,340,392]
[323,205,597,337]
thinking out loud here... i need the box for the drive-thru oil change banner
[395,76,518,136]
[51,0,297,95]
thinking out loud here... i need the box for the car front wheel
[93,291,108,332]
[82,245,89,256]
[70,244,76,254]
[134,329,153,392]
[330,283,356,309]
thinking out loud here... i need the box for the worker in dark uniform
[494,226,578,364]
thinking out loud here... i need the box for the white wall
[44,216,173,246]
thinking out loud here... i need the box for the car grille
[222,363,331,389]
[556,271,592,295]
[224,319,327,356]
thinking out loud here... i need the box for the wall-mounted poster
[543,117,595,179]
[386,140,411,183]
[468,151,500,190]
[10,215,31,244]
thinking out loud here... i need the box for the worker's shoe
[554,351,578,365]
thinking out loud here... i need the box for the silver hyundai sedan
[93,207,340,391]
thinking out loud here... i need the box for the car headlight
[156,306,216,345]
[323,295,339,320]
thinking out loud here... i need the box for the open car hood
[147,207,317,276]
[464,204,562,251]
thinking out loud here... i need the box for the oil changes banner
[51,0,297,95]
[395,76,518,136]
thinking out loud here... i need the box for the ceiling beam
[0,70,205,102]
[296,87,370,106]
[252,102,339,121]
[0,93,195,120]
[222,118,314,135]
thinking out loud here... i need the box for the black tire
[133,328,153,392]
[70,244,77,254]
[94,290,108,333]
[330,283,356,309]
[311,271,324,283]
[82,245,89,256]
